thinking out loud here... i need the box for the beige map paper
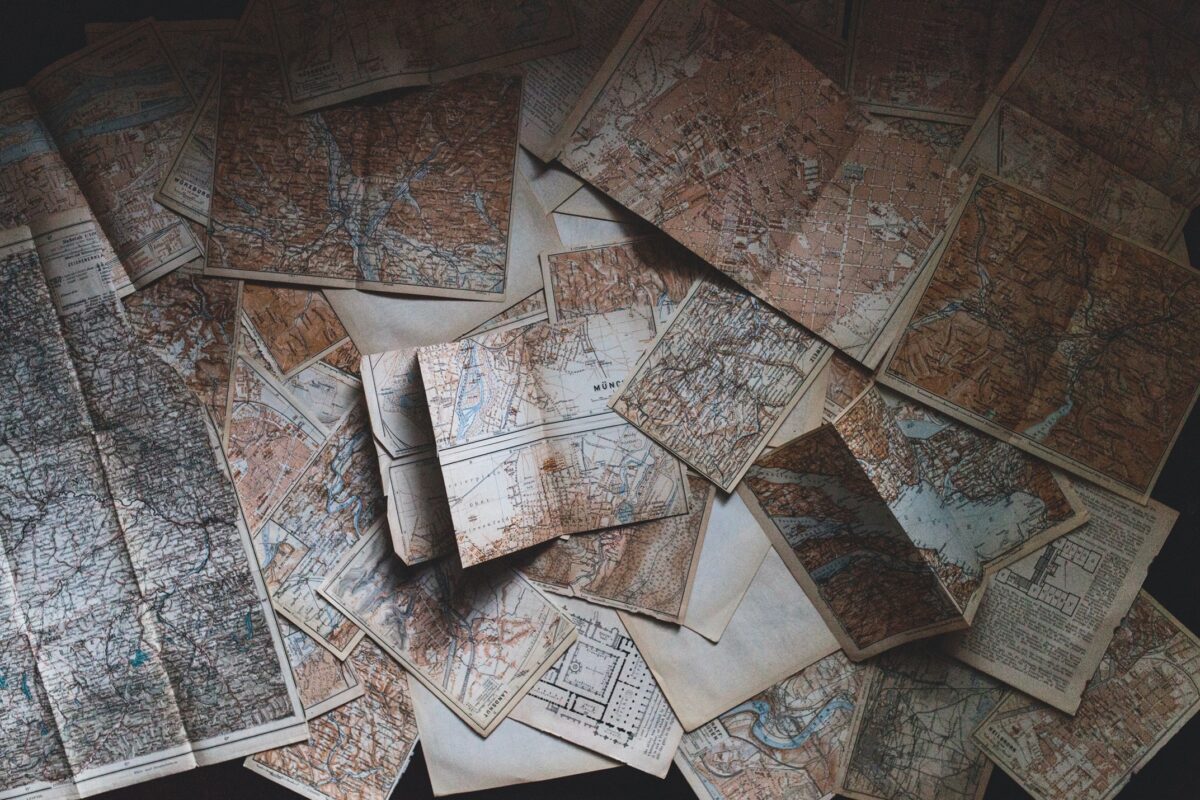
[517,474,713,624]
[278,618,364,719]
[246,639,419,800]
[269,0,578,113]
[284,357,362,428]
[409,679,616,796]
[676,650,868,800]
[241,284,351,377]
[207,46,519,298]
[847,0,1042,123]
[621,548,840,731]
[838,646,1004,800]
[84,19,235,96]
[556,0,964,366]
[0,222,306,798]
[944,481,1176,713]
[319,522,578,736]
[227,353,330,532]
[0,90,131,297]
[716,0,849,82]
[255,403,382,658]
[612,279,831,492]
[742,383,1086,659]
[973,592,1200,800]
[880,175,1200,503]
[26,20,202,288]
[461,290,550,338]
[510,597,684,776]
[418,311,691,566]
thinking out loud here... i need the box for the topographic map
[228,353,330,532]
[269,0,577,112]
[283,350,363,429]
[676,650,867,800]
[542,235,706,330]
[518,474,714,623]
[973,592,1200,800]
[997,0,1200,208]
[84,18,234,97]
[840,646,1004,800]
[0,224,305,798]
[26,21,201,287]
[743,382,1083,657]
[319,523,577,735]
[208,47,519,298]
[612,280,831,491]
[279,617,364,719]
[418,311,690,566]
[848,0,1042,122]
[510,597,684,776]
[881,176,1200,502]
[242,284,351,376]
[0,89,130,295]
[123,267,240,436]
[256,402,383,658]
[247,638,420,800]
[558,0,964,365]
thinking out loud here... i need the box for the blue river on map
[724,696,855,749]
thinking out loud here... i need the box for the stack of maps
[2,1,1199,800]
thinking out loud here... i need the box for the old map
[558,0,964,365]
[26,21,201,287]
[269,0,577,112]
[242,284,351,377]
[510,597,684,776]
[518,474,714,623]
[279,618,364,719]
[0,223,306,798]
[207,46,519,297]
[256,402,383,658]
[418,311,690,566]
[247,639,419,800]
[881,176,1200,502]
[611,280,831,491]
[840,646,1004,800]
[319,522,578,735]
[973,592,1200,800]
[676,650,867,800]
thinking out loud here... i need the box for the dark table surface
[3,2,1198,799]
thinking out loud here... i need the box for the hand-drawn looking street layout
[839,646,1004,800]
[848,0,1042,123]
[741,383,1085,659]
[241,284,351,377]
[156,0,277,226]
[26,21,202,287]
[541,235,707,332]
[83,18,235,97]
[558,0,965,366]
[0,224,306,799]
[958,100,1192,253]
[943,480,1177,714]
[878,115,969,163]
[256,402,383,658]
[518,474,714,624]
[881,176,1200,503]
[611,280,831,492]
[228,353,330,532]
[675,650,867,800]
[718,0,849,83]
[0,89,131,296]
[510,597,684,776]
[278,617,364,719]
[319,522,578,735]
[208,47,520,298]
[973,593,1200,800]
[123,267,241,437]
[418,311,691,566]
[269,0,577,113]
[246,639,420,800]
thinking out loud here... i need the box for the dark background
[3,2,1198,798]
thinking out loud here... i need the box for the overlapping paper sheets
[555,0,965,366]
[0,223,306,798]
[741,382,1086,658]
[207,46,520,298]
[880,175,1200,503]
